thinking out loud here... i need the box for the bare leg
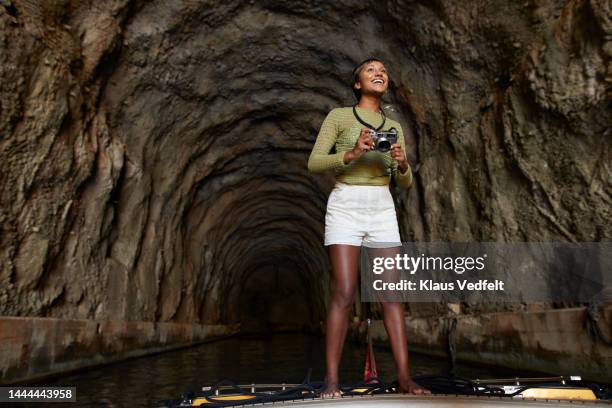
[381,302,431,394]
[371,246,430,395]
[322,244,361,398]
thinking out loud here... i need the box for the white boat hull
[261,394,611,407]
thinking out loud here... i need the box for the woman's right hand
[344,128,374,163]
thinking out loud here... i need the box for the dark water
[40,333,541,407]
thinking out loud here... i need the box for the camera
[369,128,398,152]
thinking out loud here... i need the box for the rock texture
[0,0,610,336]
[0,316,237,384]
[357,306,612,382]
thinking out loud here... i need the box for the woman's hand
[391,143,409,173]
[343,128,374,163]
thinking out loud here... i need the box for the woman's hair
[351,57,385,101]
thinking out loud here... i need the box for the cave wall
[1,0,610,329]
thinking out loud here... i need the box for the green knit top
[307,106,413,188]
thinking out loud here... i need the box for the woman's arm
[390,125,413,188]
[307,109,348,173]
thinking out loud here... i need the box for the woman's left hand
[391,143,409,173]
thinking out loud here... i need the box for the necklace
[352,104,386,131]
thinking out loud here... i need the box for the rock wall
[355,306,612,383]
[0,0,610,370]
[0,316,238,384]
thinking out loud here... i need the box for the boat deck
[253,393,612,407]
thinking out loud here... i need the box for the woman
[307,58,430,397]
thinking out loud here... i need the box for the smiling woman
[351,60,389,101]
[308,58,429,398]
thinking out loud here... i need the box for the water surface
[43,333,542,407]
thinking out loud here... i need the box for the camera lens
[377,140,391,152]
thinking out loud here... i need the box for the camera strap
[352,104,386,131]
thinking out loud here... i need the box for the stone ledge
[0,317,239,385]
[355,306,612,383]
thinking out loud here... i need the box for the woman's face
[354,60,389,97]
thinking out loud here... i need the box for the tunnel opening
[233,257,320,334]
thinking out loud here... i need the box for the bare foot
[320,382,342,399]
[398,377,431,395]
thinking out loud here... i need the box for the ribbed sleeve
[307,109,348,173]
[391,125,413,189]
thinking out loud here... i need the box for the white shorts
[324,183,401,247]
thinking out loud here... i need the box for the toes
[320,389,342,399]
[418,387,431,395]
[413,387,431,395]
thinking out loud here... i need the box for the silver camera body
[370,128,398,152]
